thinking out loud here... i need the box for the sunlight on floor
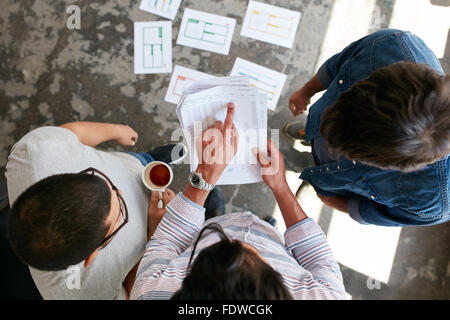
[389,0,450,58]
[326,211,402,283]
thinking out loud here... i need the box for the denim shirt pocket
[344,177,381,203]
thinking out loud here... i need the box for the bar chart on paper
[230,58,287,111]
[134,21,172,74]
[139,0,182,20]
[165,65,215,104]
[241,1,301,48]
[176,8,236,55]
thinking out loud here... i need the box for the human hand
[116,125,139,146]
[253,140,288,194]
[195,102,239,185]
[317,194,349,213]
[147,188,175,240]
[289,86,313,117]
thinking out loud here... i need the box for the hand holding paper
[196,103,239,186]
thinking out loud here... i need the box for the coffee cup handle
[157,189,165,209]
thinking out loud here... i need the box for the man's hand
[253,140,288,193]
[289,87,313,117]
[116,125,138,146]
[317,194,349,213]
[147,188,175,240]
[195,102,239,186]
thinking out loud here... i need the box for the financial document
[165,65,215,104]
[176,8,236,55]
[177,77,267,185]
[134,21,172,74]
[240,1,301,49]
[230,57,287,111]
[139,0,182,20]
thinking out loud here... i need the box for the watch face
[191,174,201,186]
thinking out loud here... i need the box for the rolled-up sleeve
[284,218,346,299]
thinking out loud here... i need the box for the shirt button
[339,79,343,85]
[326,167,330,172]
[370,195,375,200]
[337,165,341,170]
[352,160,357,165]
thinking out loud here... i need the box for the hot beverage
[149,164,171,187]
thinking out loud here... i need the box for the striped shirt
[130,193,346,300]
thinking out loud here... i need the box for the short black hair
[171,223,293,300]
[320,62,450,172]
[7,173,111,271]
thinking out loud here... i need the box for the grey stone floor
[1,0,449,299]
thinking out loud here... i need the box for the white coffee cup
[142,161,173,208]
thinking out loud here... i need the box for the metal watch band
[189,171,214,191]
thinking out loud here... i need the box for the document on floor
[176,8,236,55]
[139,0,182,20]
[176,76,267,185]
[240,0,301,49]
[165,65,215,104]
[230,57,287,111]
[134,21,172,74]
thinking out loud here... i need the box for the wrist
[270,180,290,196]
[195,165,220,186]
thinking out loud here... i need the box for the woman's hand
[116,125,139,146]
[147,188,175,240]
[195,102,239,186]
[253,140,288,194]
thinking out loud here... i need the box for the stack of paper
[176,76,267,185]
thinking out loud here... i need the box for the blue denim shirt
[300,29,449,227]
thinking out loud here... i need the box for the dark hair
[7,173,111,271]
[320,62,450,172]
[171,223,292,300]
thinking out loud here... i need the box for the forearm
[59,121,122,147]
[303,73,326,96]
[273,184,308,228]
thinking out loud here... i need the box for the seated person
[130,103,347,300]
[6,121,185,299]
[284,29,450,226]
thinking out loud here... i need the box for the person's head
[320,61,450,172]
[7,168,128,271]
[171,223,292,300]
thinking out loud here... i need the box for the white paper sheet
[165,65,215,104]
[240,1,301,49]
[176,78,267,185]
[230,57,287,111]
[134,21,172,74]
[139,0,182,20]
[176,8,236,55]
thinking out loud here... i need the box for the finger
[213,120,223,132]
[223,103,235,131]
[150,191,159,207]
[252,148,271,167]
[289,103,296,114]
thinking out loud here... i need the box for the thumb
[252,148,270,167]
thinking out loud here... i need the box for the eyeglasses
[78,167,129,249]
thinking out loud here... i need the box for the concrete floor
[0,0,449,299]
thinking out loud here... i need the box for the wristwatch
[188,171,214,191]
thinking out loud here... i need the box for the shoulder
[5,126,83,204]
[368,29,443,73]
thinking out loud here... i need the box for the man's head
[320,62,450,172]
[7,169,126,271]
[171,223,292,300]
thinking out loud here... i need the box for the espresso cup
[142,161,174,208]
